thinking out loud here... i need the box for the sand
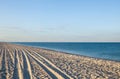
[0,42,120,79]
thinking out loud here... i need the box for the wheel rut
[0,43,73,79]
[25,49,73,79]
[13,49,23,79]
[21,50,33,79]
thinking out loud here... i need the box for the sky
[0,0,120,42]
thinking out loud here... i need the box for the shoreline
[11,42,120,62]
[0,42,120,79]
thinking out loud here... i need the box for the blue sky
[0,0,120,42]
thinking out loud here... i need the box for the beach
[0,42,120,79]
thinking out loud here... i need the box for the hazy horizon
[0,0,120,42]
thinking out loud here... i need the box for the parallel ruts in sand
[0,43,72,79]
[25,49,72,79]
[13,49,23,79]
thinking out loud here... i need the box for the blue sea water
[13,42,120,61]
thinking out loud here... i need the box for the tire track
[21,50,33,79]
[0,43,73,79]
[1,49,7,79]
[5,49,10,79]
[27,49,73,79]
[0,49,3,70]
[26,50,62,79]
[0,48,9,79]
[0,49,4,79]
[25,49,73,79]
[26,51,52,79]
[6,48,14,79]
[7,48,14,79]
[7,48,14,64]
[13,49,23,79]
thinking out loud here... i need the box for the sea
[13,42,120,61]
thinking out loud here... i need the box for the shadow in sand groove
[13,49,19,79]
[21,50,32,79]
[1,49,7,79]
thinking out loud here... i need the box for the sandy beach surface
[0,42,120,79]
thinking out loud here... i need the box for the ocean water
[14,42,120,61]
